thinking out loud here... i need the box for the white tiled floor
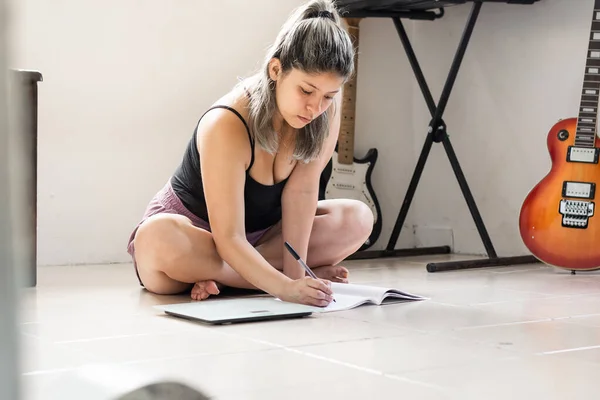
[16,255,600,399]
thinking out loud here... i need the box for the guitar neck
[576,0,600,147]
[338,19,361,165]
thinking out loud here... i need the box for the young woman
[126,0,374,307]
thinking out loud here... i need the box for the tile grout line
[23,367,78,377]
[454,318,553,330]
[538,344,600,355]
[455,313,600,331]
[467,292,595,306]
[52,329,201,344]
[215,331,452,394]
[20,346,282,377]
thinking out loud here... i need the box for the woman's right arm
[196,109,332,306]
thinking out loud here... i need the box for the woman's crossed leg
[132,199,373,300]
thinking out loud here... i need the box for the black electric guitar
[319,17,382,251]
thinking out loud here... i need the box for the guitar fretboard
[339,69,357,165]
[338,21,360,165]
[577,5,600,147]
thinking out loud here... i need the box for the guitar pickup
[332,183,356,190]
[562,181,596,199]
[567,146,599,164]
[333,166,355,174]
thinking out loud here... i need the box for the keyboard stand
[345,1,541,272]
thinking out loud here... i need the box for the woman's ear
[268,58,282,81]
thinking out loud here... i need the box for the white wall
[6,0,593,265]
[8,0,310,265]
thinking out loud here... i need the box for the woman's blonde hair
[243,0,354,163]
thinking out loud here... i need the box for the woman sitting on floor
[126,0,374,307]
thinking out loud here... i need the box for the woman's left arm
[280,95,342,279]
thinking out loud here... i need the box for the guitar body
[319,145,382,251]
[519,117,600,270]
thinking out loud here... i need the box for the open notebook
[297,282,427,313]
[155,282,427,324]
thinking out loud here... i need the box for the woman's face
[270,60,345,129]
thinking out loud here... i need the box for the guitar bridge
[559,199,595,229]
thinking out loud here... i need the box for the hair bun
[310,10,335,20]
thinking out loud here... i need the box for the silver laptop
[154,297,315,325]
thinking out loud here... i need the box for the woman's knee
[338,200,374,242]
[133,213,195,271]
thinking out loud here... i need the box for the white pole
[0,0,22,398]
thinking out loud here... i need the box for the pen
[284,241,336,302]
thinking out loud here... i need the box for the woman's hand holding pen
[281,241,338,307]
[279,277,334,307]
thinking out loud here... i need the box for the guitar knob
[557,130,569,141]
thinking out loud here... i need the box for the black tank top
[171,105,289,233]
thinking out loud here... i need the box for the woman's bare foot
[190,280,223,300]
[312,265,349,283]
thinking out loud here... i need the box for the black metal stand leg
[349,1,540,271]
[346,118,450,261]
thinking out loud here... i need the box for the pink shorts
[126,179,272,286]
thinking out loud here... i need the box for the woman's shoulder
[199,80,251,132]
[194,81,254,161]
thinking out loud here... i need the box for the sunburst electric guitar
[519,0,600,271]
[319,17,382,251]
